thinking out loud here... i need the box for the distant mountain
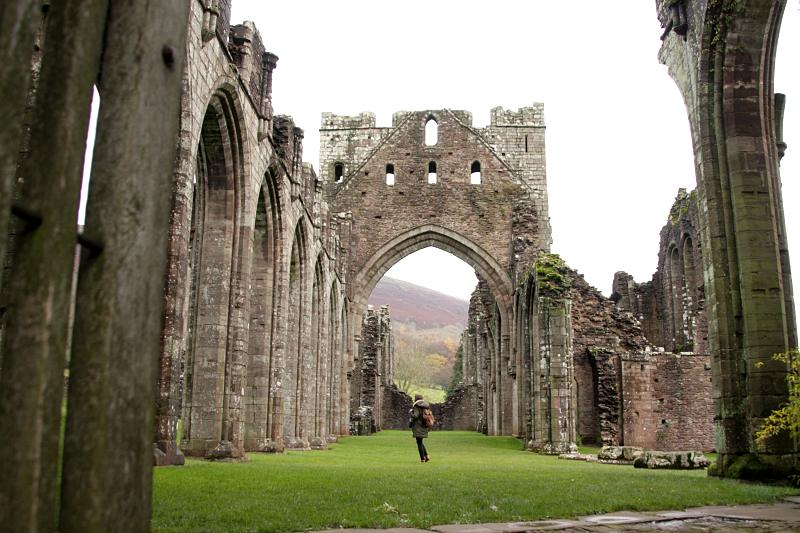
[368,277,469,329]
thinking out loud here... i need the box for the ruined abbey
[0,0,796,531]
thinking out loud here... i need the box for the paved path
[314,497,800,532]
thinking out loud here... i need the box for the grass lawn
[152,431,797,532]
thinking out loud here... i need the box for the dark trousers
[416,437,428,460]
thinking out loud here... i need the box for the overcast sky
[228,1,798,313]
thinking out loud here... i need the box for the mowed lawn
[152,431,797,532]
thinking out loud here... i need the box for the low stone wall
[381,385,413,430]
[435,384,480,431]
[620,352,714,452]
[653,353,714,451]
[381,384,481,431]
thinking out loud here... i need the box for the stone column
[656,0,797,478]
[529,297,577,454]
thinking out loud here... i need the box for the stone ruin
[355,186,716,453]
[0,1,796,530]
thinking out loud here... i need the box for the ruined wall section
[157,0,348,462]
[351,306,393,434]
[482,105,551,263]
[535,254,650,446]
[319,112,387,187]
[653,353,714,451]
[612,189,707,354]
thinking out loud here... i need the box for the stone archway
[352,224,514,322]
[350,226,517,436]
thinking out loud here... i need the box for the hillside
[368,277,469,329]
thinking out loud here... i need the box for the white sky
[228,1,799,311]
[80,2,798,311]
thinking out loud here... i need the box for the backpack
[421,406,436,428]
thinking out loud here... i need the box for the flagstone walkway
[315,496,800,532]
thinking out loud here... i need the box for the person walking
[409,393,431,462]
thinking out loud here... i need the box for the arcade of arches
[0,0,797,530]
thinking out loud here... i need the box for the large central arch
[352,224,514,324]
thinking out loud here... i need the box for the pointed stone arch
[180,85,248,458]
[244,169,284,450]
[352,224,514,326]
[283,216,311,448]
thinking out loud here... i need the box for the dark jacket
[410,399,431,438]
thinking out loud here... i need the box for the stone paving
[314,497,800,532]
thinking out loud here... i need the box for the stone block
[598,445,643,463]
[633,450,710,469]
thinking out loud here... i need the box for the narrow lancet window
[424,117,438,146]
[470,161,481,184]
[428,161,437,184]
[386,163,395,186]
[334,162,344,183]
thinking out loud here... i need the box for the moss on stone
[668,188,694,225]
[711,453,799,483]
[535,253,572,298]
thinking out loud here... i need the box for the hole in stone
[386,163,395,186]
[470,161,481,185]
[428,161,437,184]
[425,117,438,146]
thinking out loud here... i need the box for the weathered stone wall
[558,257,650,447]
[532,252,713,452]
[613,189,707,354]
[381,383,413,430]
[619,351,714,452]
[620,353,658,450]
[611,189,714,451]
[323,107,551,321]
[155,0,349,461]
[351,306,394,434]
[434,384,482,431]
[653,353,714,451]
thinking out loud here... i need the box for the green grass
[152,431,797,532]
[406,384,446,403]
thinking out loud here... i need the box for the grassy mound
[152,431,797,532]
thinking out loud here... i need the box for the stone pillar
[528,298,577,454]
[258,52,278,142]
[500,333,514,435]
[656,0,797,478]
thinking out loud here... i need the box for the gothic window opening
[386,163,395,186]
[427,161,437,184]
[334,162,344,183]
[470,161,481,184]
[424,117,438,146]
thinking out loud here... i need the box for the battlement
[321,112,377,130]
[490,104,545,127]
